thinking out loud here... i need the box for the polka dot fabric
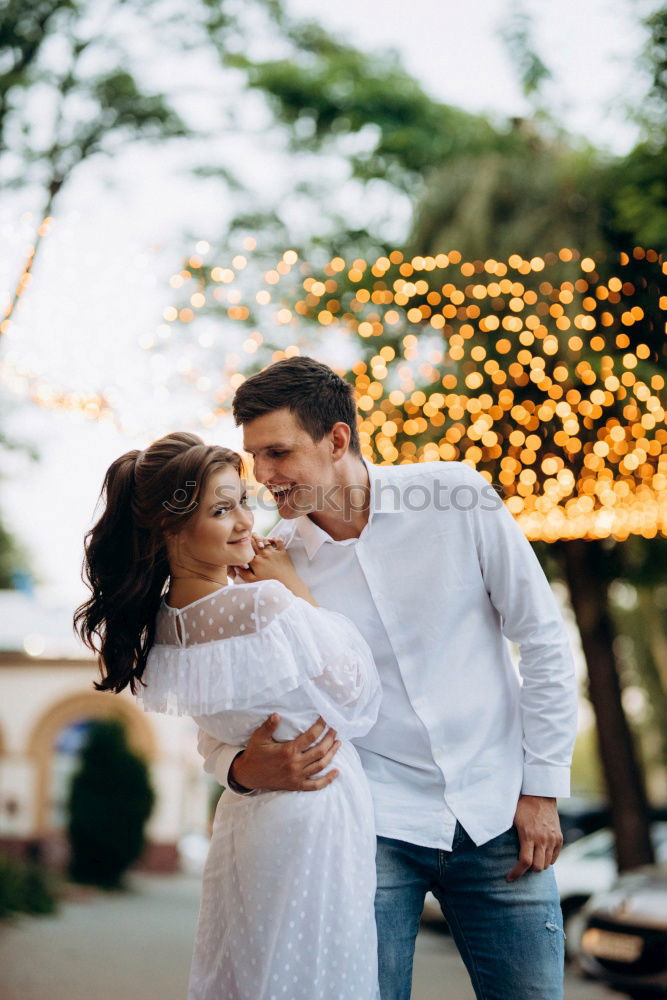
[188,739,380,1000]
[138,579,382,1000]
[154,579,276,646]
[139,580,382,740]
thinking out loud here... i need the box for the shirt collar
[294,458,396,561]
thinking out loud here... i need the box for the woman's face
[166,465,255,577]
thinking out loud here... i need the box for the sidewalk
[0,873,197,1000]
[0,872,615,1000]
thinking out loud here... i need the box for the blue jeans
[374,821,564,1000]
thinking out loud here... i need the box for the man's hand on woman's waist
[230,714,341,792]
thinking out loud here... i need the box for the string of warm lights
[0,214,125,428]
[0,354,116,423]
[2,224,664,542]
[159,241,666,542]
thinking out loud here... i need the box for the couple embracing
[76,356,577,1000]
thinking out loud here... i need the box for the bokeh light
[157,242,666,542]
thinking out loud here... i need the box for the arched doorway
[26,692,156,836]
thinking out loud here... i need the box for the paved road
[0,872,616,1000]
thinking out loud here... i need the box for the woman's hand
[240,536,295,585]
[232,536,318,605]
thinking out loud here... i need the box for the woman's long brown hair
[73,431,243,696]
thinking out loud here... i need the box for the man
[198,356,578,999]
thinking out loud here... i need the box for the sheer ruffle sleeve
[136,579,382,739]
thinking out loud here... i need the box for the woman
[73,431,382,1000]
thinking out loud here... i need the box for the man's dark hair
[232,356,361,456]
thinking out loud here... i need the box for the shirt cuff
[521,763,571,798]
[213,745,257,795]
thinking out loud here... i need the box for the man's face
[242,408,337,519]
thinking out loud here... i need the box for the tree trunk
[560,537,654,872]
[628,588,667,773]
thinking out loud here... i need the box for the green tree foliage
[409,2,666,262]
[0,395,40,587]
[66,719,155,889]
[0,511,32,588]
[604,6,667,253]
[408,137,608,264]
[607,143,667,251]
[499,7,553,101]
[641,5,667,132]
[0,0,189,330]
[0,853,59,919]
[0,0,72,144]
[0,853,26,918]
[200,0,508,256]
[206,1,666,260]
[225,21,501,189]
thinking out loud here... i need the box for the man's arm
[466,467,578,876]
[196,716,342,792]
[469,470,578,797]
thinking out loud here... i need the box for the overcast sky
[0,0,653,607]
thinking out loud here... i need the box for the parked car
[556,823,667,955]
[578,863,667,998]
[558,797,611,845]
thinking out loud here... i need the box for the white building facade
[0,590,214,873]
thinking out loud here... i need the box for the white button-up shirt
[198,459,578,848]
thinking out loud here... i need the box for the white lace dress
[136,578,382,1000]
